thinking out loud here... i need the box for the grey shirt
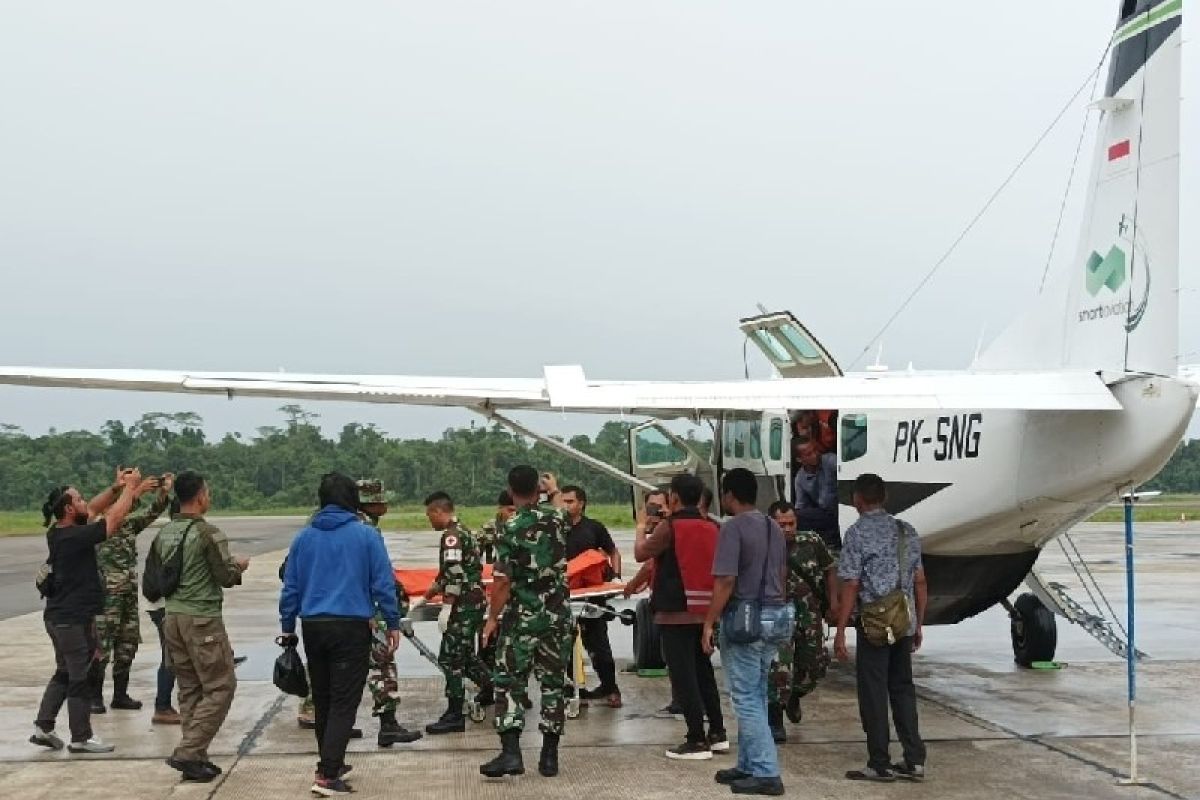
[838,509,923,636]
[712,510,788,605]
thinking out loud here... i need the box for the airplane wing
[0,365,1122,414]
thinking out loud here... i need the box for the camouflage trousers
[96,574,141,678]
[367,613,401,717]
[767,601,829,705]
[493,612,572,736]
[439,603,491,702]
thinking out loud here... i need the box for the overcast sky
[1,1,1196,441]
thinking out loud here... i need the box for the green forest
[2,405,1198,513]
[0,406,709,512]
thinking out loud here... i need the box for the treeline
[0,406,710,511]
[1143,438,1200,494]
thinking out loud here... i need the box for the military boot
[768,702,786,744]
[377,711,423,747]
[538,732,560,777]
[475,685,495,707]
[480,730,524,778]
[425,699,465,735]
[110,672,142,711]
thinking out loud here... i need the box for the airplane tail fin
[979,0,1181,376]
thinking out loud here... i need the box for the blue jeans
[720,604,795,778]
[147,609,176,711]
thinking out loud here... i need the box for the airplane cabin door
[627,421,715,511]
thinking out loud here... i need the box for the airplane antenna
[846,43,1113,370]
[1038,67,1104,294]
[755,303,769,315]
[873,343,884,369]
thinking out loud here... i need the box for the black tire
[633,598,666,670]
[1011,592,1057,667]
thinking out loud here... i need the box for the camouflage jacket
[494,503,569,622]
[429,520,485,608]
[787,531,835,614]
[97,492,171,578]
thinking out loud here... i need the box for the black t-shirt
[44,521,107,624]
[565,516,616,560]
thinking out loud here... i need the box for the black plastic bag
[273,635,309,697]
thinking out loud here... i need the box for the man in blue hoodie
[280,473,400,798]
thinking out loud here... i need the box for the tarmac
[1,521,1197,799]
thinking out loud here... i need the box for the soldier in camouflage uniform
[477,489,516,565]
[479,466,572,780]
[93,474,173,712]
[766,501,836,743]
[411,492,492,735]
[357,480,422,747]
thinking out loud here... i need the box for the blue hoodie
[279,506,399,634]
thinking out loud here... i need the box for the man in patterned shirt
[834,473,927,783]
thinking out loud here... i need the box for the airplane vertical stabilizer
[979,0,1181,376]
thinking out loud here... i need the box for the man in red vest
[634,474,727,761]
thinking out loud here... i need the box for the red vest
[653,513,719,617]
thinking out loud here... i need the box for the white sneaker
[30,727,64,750]
[68,738,115,754]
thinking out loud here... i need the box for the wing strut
[474,408,657,493]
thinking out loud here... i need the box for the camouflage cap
[356,479,388,505]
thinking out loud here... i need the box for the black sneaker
[846,766,895,782]
[665,741,712,761]
[715,768,749,785]
[311,777,354,796]
[730,776,785,796]
[166,757,218,783]
[892,762,925,782]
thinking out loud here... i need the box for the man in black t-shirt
[32,470,147,754]
[560,485,623,707]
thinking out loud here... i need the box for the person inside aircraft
[793,440,841,554]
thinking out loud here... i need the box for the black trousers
[36,620,97,743]
[854,629,926,771]
[579,616,618,691]
[660,624,724,744]
[302,620,371,779]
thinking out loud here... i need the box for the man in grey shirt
[704,469,793,797]
[793,440,840,554]
[834,473,927,783]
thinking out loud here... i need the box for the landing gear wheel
[1010,592,1057,667]
[566,697,581,719]
[633,598,666,670]
[467,700,486,723]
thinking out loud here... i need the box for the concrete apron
[0,532,1197,800]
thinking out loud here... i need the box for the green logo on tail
[1085,245,1127,295]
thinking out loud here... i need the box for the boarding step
[1025,571,1147,661]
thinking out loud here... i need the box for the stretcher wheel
[467,700,487,723]
[566,697,581,719]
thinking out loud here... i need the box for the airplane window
[778,324,824,364]
[723,423,735,458]
[749,420,762,460]
[769,419,783,461]
[636,426,687,467]
[734,421,746,458]
[753,330,795,366]
[841,414,868,462]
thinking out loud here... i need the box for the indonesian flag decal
[1108,139,1131,161]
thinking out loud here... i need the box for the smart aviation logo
[1085,246,1126,296]
[1077,242,1147,332]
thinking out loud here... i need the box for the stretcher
[393,550,633,722]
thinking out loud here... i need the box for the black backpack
[143,520,198,603]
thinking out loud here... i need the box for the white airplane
[0,0,1189,666]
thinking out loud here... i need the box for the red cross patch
[444,535,458,548]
